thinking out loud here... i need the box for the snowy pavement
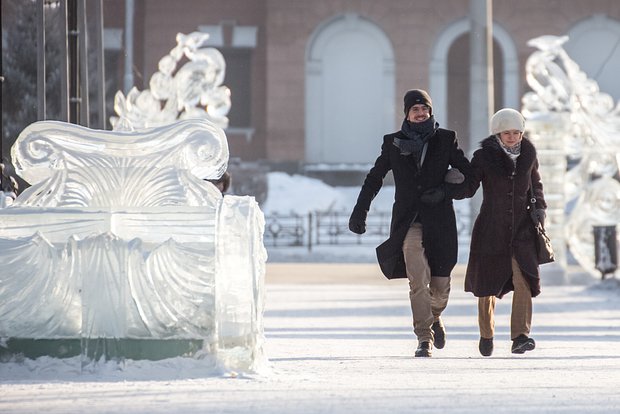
[2,263,620,413]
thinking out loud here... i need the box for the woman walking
[463,108,547,356]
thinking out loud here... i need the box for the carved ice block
[0,119,266,370]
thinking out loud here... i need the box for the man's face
[407,104,431,123]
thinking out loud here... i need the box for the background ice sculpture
[522,35,620,278]
[0,163,17,208]
[0,119,266,371]
[110,32,231,131]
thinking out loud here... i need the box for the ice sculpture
[522,35,620,278]
[110,32,231,131]
[0,119,266,371]
[0,163,17,208]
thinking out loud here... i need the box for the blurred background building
[2,0,620,187]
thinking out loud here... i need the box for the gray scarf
[496,136,521,165]
[394,116,438,160]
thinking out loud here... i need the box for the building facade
[5,1,620,174]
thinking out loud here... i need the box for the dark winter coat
[351,128,472,279]
[463,136,546,298]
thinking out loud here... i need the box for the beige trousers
[478,256,532,340]
[403,223,451,343]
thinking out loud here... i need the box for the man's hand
[420,186,445,204]
[349,207,368,234]
[444,168,464,184]
[348,217,366,235]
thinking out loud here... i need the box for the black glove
[349,207,367,235]
[535,208,546,227]
[420,186,445,205]
[349,217,366,235]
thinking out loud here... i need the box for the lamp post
[469,0,494,142]
[468,0,494,226]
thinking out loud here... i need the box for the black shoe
[415,341,432,357]
[479,337,494,357]
[511,334,536,354]
[432,321,446,349]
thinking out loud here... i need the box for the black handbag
[528,177,555,264]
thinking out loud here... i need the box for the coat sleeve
[445,132,474,200]
[458,149,483,199]
[351,137,392,218]
[531,158,547,210]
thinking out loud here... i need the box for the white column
[469,0,494,142]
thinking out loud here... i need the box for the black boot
[415,341,432,357]
[479,337,493,357]
[511,334,536,354]
[432,320,446,349]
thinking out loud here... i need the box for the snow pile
[261,171,395,215]
[261,172,346,214]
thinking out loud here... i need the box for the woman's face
[498,130,523,148]
[407,104,431,123]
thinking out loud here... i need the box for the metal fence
[263,211,392,251]
[263,212,309,247]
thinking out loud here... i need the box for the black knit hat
[403,89,433,115]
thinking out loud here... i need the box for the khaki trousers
[478,256,532,340]
[403,223,451,343]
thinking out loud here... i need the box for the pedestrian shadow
[265,332,414,340]
[265,326,481,341]
[269,353,620,362]
[532,331,620,341]
[265,325,620,343]
[265,301,478,318]
[265,305,411,318]
[269,355,416,362]
[446,355,620,361]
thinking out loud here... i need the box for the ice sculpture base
[0,338,204,362]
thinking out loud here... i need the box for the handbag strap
[528,174,540,225]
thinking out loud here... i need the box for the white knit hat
[490,108,525,134]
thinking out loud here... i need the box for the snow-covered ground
[2,172,619,413]
[2,268,620,413]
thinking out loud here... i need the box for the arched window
[305,13,395,164]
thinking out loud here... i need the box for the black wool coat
[352,128,472,279]
[463,136,546,298]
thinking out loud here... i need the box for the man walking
[349,89,471,357]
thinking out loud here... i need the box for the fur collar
[479,135,537,176]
